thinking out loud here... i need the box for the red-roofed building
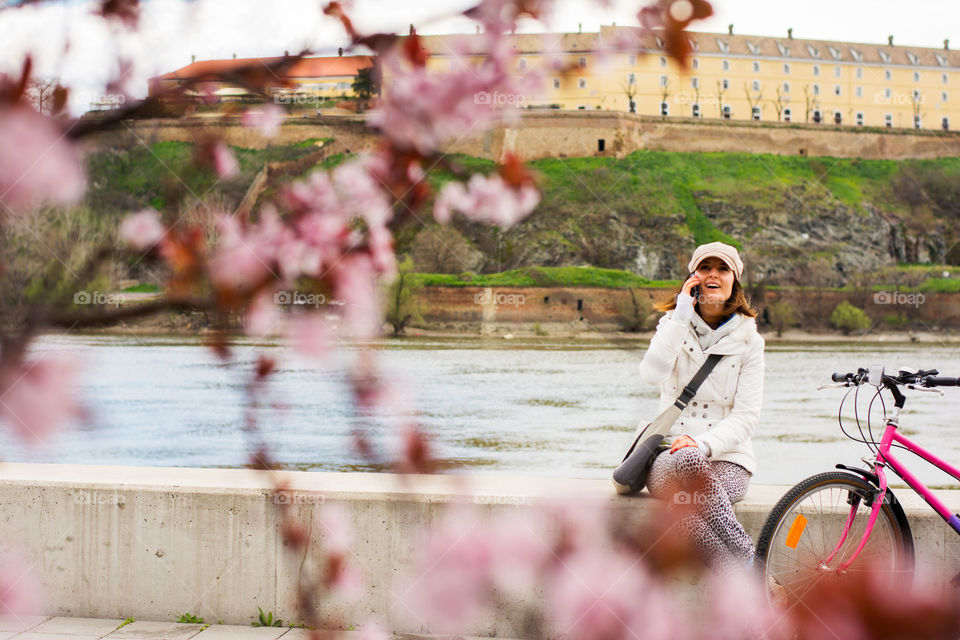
[148,55,375,103]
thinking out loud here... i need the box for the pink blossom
[245,291,282,338]
[316,504,354,554]
[209,213,290,291]
[433,173,539,228]
[367,33,528,155]
[547,547,678,640]
[241,104,285,138]
[696,566,780,640]
[357,624,391,640]
[0,105,85,213]
[212,141,239,179]
[286,313,332,361]
[332,254,381,338]
[118,209,165,251]
[0,356,82,444]
[0,551,41,616]
[332,160,392,228]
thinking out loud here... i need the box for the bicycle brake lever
[906,384,945,396]
[817,382,850,390]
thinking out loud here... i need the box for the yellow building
[411,26,960,131]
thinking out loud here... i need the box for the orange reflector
[785,514,807,549]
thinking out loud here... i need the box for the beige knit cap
[687,242,744,280]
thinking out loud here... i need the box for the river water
[5,333,960,487]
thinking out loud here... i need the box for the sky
[0,0,957,112]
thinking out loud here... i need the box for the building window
[915,114,922,129]
[628,73,636,85]
[783,81,790,93]
[553,78,560,89]
[517,58,527,70]
[691,77,699,89]
[914,71,921,82]
[813,64,820,76]
[834,66,841,78]
[629,54,636,65]
[692,103,701,117]
[813,84,820,95]
[834,85,842,96]
[943,116,950,130]
[722,59,730,71]
[885,69,892,80]
[659,75,668,87]
[856,112,864,126]
[692,58,699,69]
[660,101,669,116]
[578,78,586,89]
[753,61,760,73]
[834,111,842,125]
[943,73,949,84]
[722,78,729,90]
[752,80,761,91]
[784,107,792,122]
[752,105,761,120]
[885,113,893,127]
[855,86,862,97]
[943,91,949,102]
[783,63,791,74]
[579,57,587,68]
[914,89,921,100]
[660,56,667,67]
[722,104,731,119]
[856,67,863,79]
[813,109,822,123]
[885,88,892,99]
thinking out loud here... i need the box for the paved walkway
[0,617,501,640]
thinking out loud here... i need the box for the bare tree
[771,86,786,121]
[715,80,727,118]
[744,81,763,120]
[802,84,819,123]
[411,225,483,274]
[911,90,924,128]
[26,78,63,115]
[659,77,670,117]
[621,80,637,114]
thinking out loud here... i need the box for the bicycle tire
[756,471,914,604]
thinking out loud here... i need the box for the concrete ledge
[1,464,959,637]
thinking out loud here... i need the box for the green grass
[121,283,162,293]
[415,266,673,288]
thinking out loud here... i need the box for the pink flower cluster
[118,209,165,251]
[433,173,540,228]
[0,355,83,444]
[0,105,85,214]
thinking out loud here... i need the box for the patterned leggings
[647,447,754,572]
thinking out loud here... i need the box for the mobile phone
[687,272,700,299]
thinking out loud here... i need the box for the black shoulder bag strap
[673,353,724,410]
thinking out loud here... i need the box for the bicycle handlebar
[830,368,959,388]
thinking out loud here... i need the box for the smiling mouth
[704,283,721,289]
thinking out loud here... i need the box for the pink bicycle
[756,365,960,601]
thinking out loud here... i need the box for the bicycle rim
[761,475,910,603]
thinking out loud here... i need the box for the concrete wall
[80,112,960,161]
[415,285,960,333]
[1,464,959,637]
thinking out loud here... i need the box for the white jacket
[638,309,765,474]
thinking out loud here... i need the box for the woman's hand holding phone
[682,273,701,299]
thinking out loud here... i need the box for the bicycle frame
[827,385,960,571]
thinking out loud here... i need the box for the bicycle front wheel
[756,471,914,604]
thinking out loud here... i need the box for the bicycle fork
[821,411,901,573]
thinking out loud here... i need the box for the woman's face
[694,257,735,305]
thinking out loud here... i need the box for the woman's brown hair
[653,279,758,319]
